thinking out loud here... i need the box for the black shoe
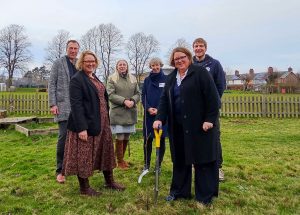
[142,165,149,172]
[196,199,213,206]
[165,194,176,202]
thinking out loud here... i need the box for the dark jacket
[156,64,220,164]
[193,54,226,98]
[142,70,167,138]
[67,71,109,136]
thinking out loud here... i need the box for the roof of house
[278,71,295,79]
[226,71,292,81]
[253,72,267,80]
[226,75,243,81]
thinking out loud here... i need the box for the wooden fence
[0,93,49,115]
[220,95,300,118]
[0,93,299,118]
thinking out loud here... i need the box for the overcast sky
[1,0,300,74]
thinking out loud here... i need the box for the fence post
[35,92,39,114]
[262,95,267,117]
[9,92,14,114]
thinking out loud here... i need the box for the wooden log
[37,117,55,123]
[28,128,58,136]
[0,110,7,119]
[15,124,29,136]
[15,124,58,136]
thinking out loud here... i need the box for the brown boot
[77,176,101,196]
[103,170,125,191]
[115,140,128,169]
[122,140,130,167]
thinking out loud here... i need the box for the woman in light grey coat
[107,59,140,169]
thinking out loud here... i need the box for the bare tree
[242,74,252,91]
[126,32,159,83]
[265,66,279,93]
[81,23,123,83]
[173,38,191,49]
[23,66,50,83]
[166,38,191,60]
[81,27,98,53]
[224,67,234,75]
[34,66,49,80]
[45,30,71,66]
[0,72,6,82]
[0,24,31,88]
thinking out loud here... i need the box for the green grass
[21,122,58,129]
[0,118,299,214]
[15,88,37,93]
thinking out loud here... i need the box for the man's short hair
[192,38,207,49]
[66,40,80,48]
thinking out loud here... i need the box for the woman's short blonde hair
[76,50,99,71]
[169,47,193,67]
[149,57,164,68]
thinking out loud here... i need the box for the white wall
[0,83,6,91]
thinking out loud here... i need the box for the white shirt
[176,69,188,86]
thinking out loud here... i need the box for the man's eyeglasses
[174,55,187,62]
[83,60,96,64]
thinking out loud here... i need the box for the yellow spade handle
[154,128,162,148]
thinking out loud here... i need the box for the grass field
[20,122,58,130]
[0,118,299,214]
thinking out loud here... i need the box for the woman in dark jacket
[141,57,167,171]
[63,51,125,196]
[153,47,220,205]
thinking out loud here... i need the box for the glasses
[174,55,187,62]
[83,60,96,64]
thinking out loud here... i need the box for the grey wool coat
[48,56,75,122]
[107,72,140,125]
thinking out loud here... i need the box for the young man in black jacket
[192,38,226,181]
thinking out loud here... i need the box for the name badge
[159,83,165,87]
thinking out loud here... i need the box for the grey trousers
[56,120,68,174]
[215,117,223,168]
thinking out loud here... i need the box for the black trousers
[170,161,218,204]
[170,123,218,204]
[143,136,166,168]
[56,120,67,174]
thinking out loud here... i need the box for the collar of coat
[193,54,213,67]
[78,71,101,95]
[170,64,198,81]
[109,71,137,84]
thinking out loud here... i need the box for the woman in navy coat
[141,57,167,171]
[153,47,220,205]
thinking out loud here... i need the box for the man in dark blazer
[48,40,79,183]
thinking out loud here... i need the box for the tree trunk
[7,77,13,89]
